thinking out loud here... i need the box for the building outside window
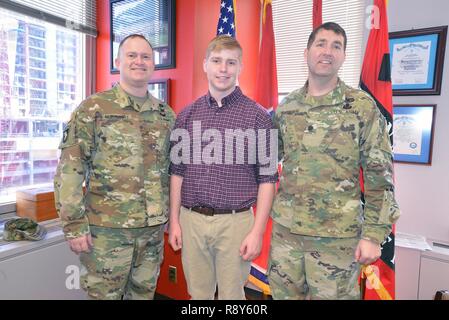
[0,8,85,205]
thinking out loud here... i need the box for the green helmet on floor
[2,218,47,241]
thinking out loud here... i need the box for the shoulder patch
[59,120,77,149]
[62,125,69,143]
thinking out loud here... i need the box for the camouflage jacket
[272,79,400,244]
[54,84,175,239]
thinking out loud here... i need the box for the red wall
[96,0,260,299]
[191,0,260,99]
[96,0,260,112]
[97,0,196,113]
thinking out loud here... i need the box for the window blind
[273,0,313,95]
[322,0,365,87]
[273,0,365,94]
[0,0,97,36]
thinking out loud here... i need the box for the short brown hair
[117,34,153,58]
[206,35,242,59]
[307,22,347,51]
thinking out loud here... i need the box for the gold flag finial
[260,0,272,24]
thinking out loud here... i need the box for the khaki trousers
[179,206,254,300]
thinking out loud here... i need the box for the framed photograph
[393,105,436,165]
[110,0,176,73]
[389,26,447,95]
[148,78,170,104]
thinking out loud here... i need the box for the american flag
[216,0,236,37]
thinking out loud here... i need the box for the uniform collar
[299,78,347,107]
[112,83,160,112]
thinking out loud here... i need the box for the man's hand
[239,231,263,262]
[68,233,93,254]
[168,222,182,251]
[354,238,381,265]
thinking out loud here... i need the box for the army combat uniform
[269,79,400,300]
[54,84,175,299]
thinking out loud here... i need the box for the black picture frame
[393,104,436,165]
[148,78,170,104]
[110,0,176,73]
[389,26,447,96]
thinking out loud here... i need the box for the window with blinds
[273,0,365,96]
[110,0,175,71]
[0,2,90,208]
[0,0,97,36]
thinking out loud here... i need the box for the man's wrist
[361,236,381,245]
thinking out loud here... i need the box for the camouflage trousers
[79,224,164,300]
[268,221,361,300]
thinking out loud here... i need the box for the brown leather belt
[188,206,251,216]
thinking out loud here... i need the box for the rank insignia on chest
[343,97,354,110]
[158,104,167,117]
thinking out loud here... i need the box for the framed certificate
[393,105,436,165]
[389,26,447,95]
[110,0,176,73]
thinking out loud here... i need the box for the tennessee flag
[247,0,278,295]
[359,0,396,300]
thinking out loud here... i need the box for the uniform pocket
[378,189,400,224]
[98,114,130,142]
[301,122,332,152]
[96,114,139,161]
[304,112,359,163]
[326,120,359,161]
[282,113,306,153]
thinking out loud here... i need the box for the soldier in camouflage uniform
[268,22,400,300]
[54,34,175,300]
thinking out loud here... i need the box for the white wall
[387,0,449,242]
